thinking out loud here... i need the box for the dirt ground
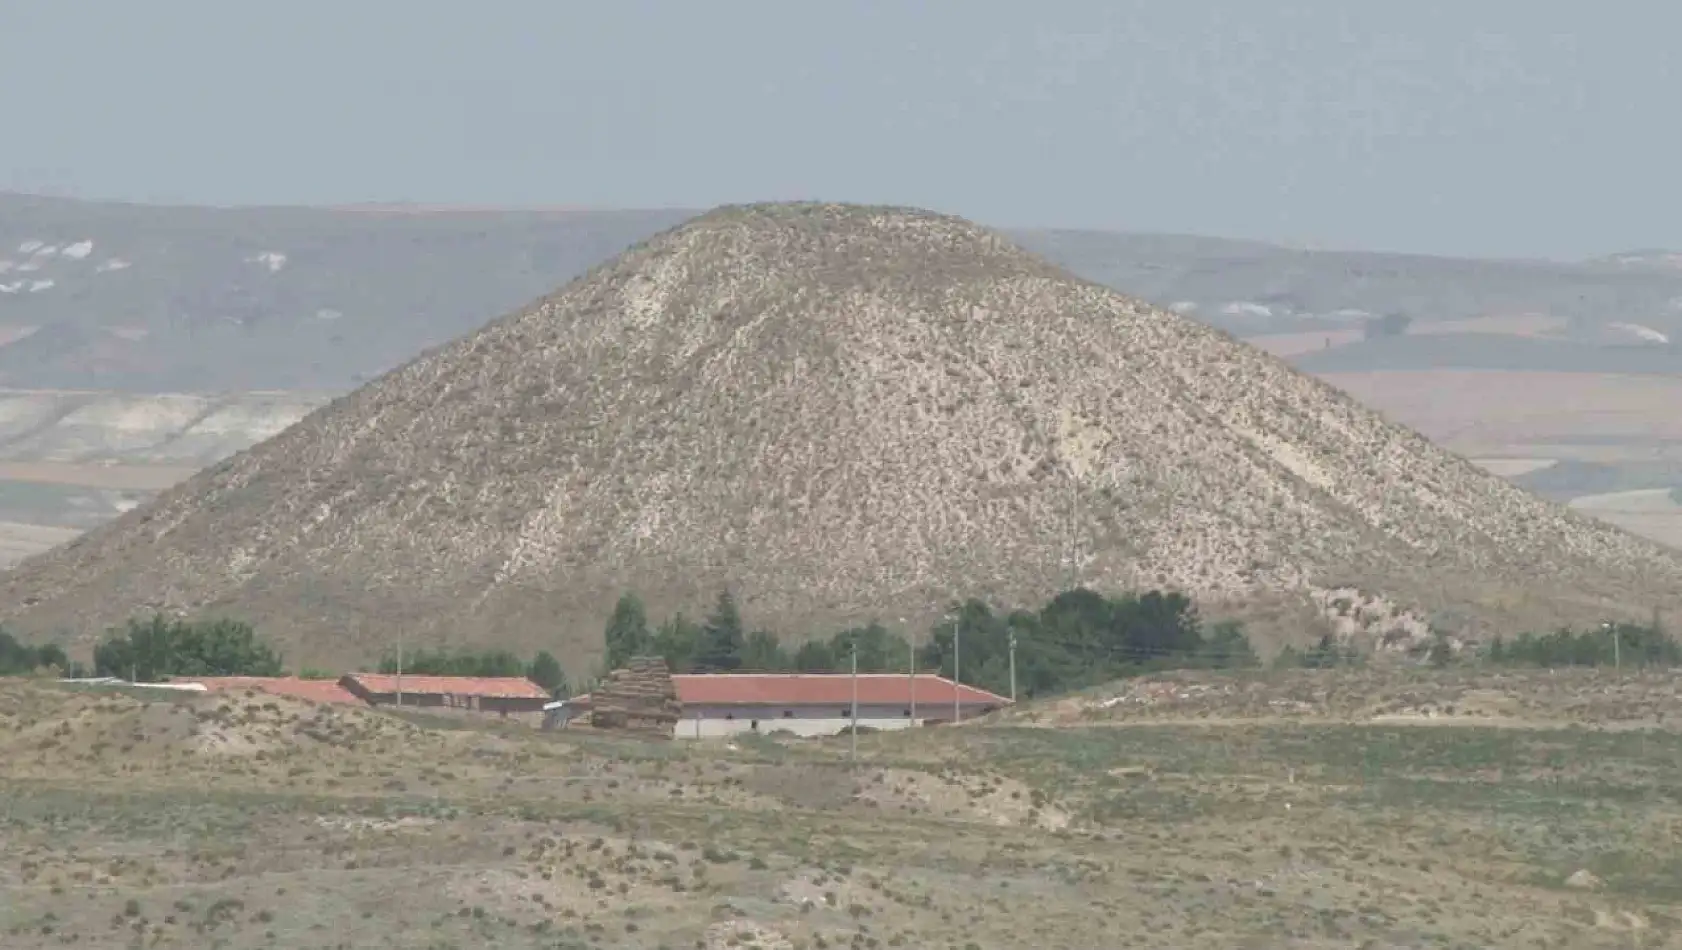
[2,670,1681,949]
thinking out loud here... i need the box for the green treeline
[603,587,1262,701]
[2,602,1677,696]
[1485,622,1679,668]
[0,629,72,676]
[375,647,568,696]
[92,616,284,680]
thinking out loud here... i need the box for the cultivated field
[0,462,198,491]
[1569,489,1682,551]
[0,521,81,568]
[3,669,1680,949]
[1319,370,1682,452]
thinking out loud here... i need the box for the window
[781,710,794,718]
[902,709,911,717]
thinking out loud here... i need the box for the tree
[377,647,524,677]
[791,638,837,672]
[93,615,282,680]
[603,593,653,671]
[1201,620,1260,669]
[527,650,567,696]
[654,613,701,673]
[741,629,788,671]
[0,629,68,676]
[694,590,746,672]
[829,622,909,673]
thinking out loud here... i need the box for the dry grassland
[3,670,1682,949]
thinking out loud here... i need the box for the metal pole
[906,618,916,726]
[1008,629,1018,703]
[395,628,404,708]
[849,641,859,766]
[951,614,960,725]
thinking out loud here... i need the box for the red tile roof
[341,674,551,700]
[182,676,361,705]
[574,674,1008,709]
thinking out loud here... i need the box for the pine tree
[603,593,653,671]
[527,650,567,696]
[695,590,746,672]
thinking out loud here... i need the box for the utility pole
[903,617,916,726]
[1603,620,1620,671]
[395,628,405,708]
[1008,629,1018,704]
[849,639,859,767]
[951,614,961,725]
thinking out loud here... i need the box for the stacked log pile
[588,656,683,738]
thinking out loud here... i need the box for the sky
[2,0,1677,259]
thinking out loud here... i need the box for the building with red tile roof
[338,673,552,716]
[562,673,1009,738]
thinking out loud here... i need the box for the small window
[902,708,911,717]
[781,710,794,718]
[840,709,850,717]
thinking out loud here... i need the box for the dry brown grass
[3,672,1682,949]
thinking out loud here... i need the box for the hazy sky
[3,1,1677,259]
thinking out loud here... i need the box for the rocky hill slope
[3,203,1680,668]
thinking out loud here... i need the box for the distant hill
[6,192,1682,393]
[3,203,1678,669]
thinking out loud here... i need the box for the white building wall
[673,702,993,739]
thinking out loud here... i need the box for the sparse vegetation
[4,668,1682,948]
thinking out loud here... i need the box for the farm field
[2,669,1680,949]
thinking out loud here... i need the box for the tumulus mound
[1,202,1680,667]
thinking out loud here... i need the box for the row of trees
[4,604,1677,698]
[0,629,71,676]
[1485,622,1679,668]
[375,646,568,695]
[601,587,1263,701]
[92,615,284,681]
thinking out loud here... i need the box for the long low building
[337,673,553,715]
[558,673,1011,738]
